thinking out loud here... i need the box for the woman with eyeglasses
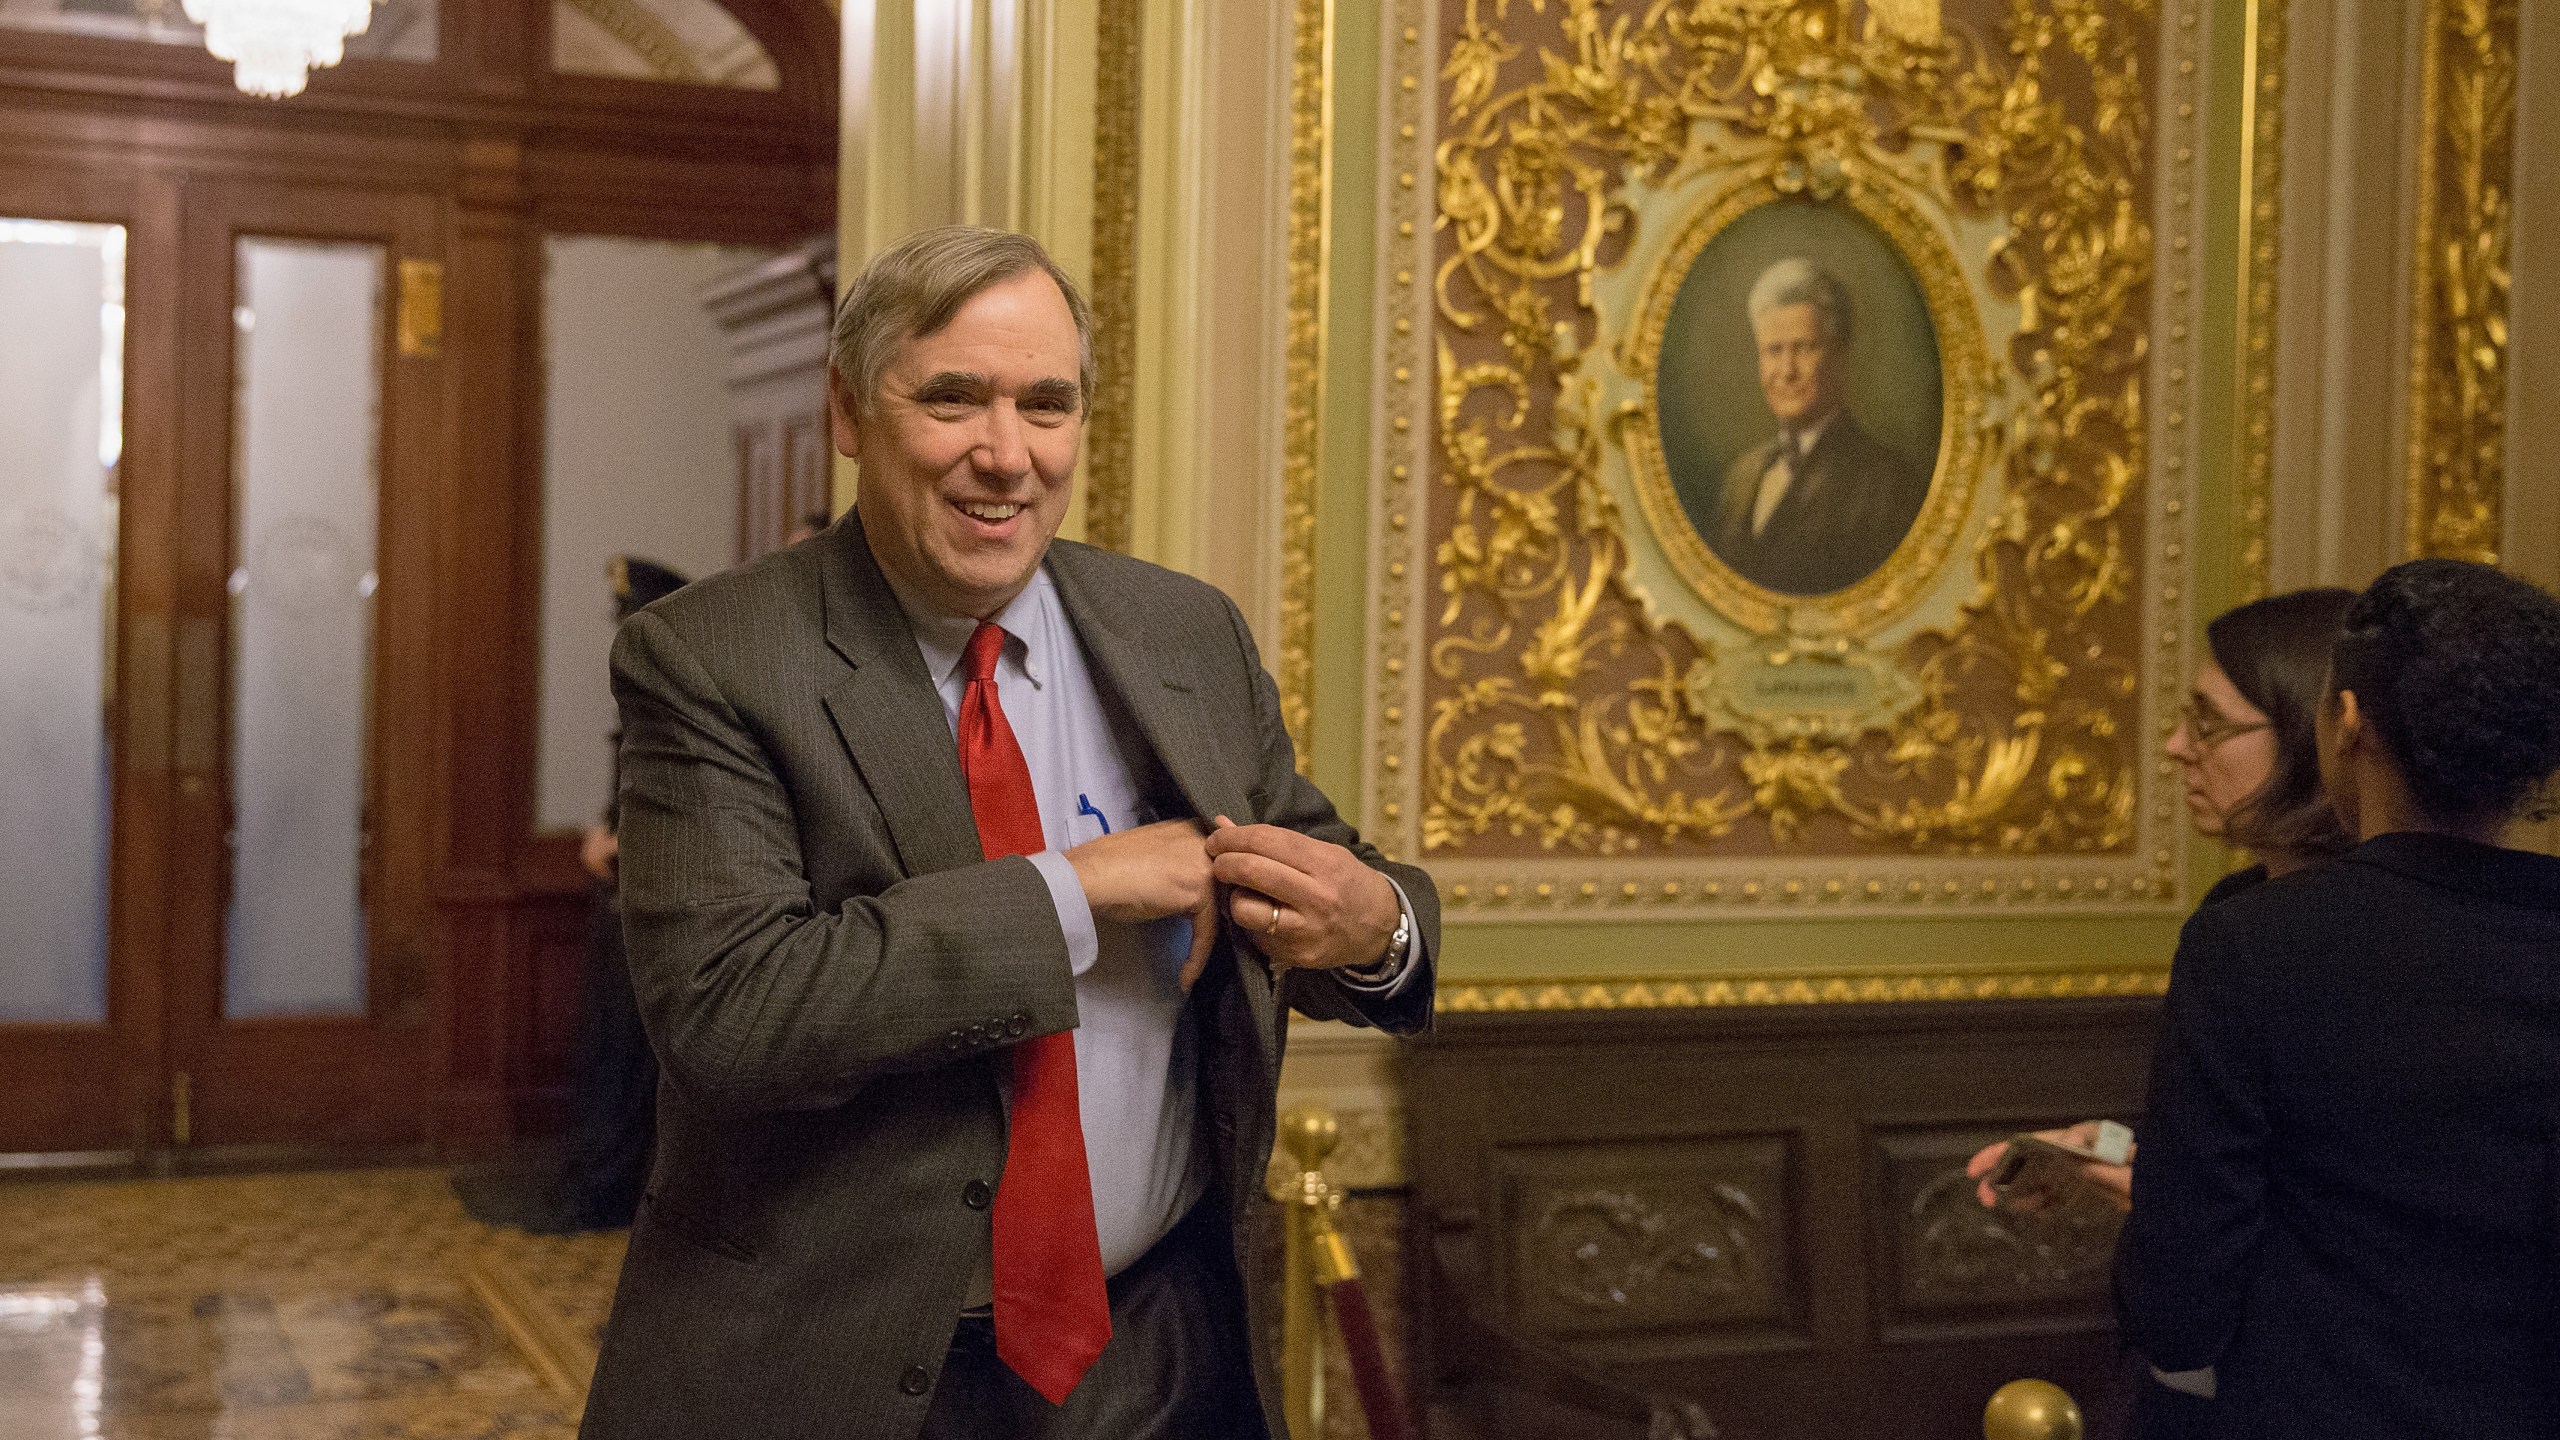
[2116,558,2560,1439]
[1971,589,2359,1197]
[1967,585,2356,1438]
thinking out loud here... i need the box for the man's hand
[1206,816,1399,974]
[580,824,620,882]
[1065,819,1219,991]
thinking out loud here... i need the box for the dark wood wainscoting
[1406,998,2161,1440]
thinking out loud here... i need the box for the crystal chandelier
[181,0,377,99]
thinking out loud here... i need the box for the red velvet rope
[1322,1275,1412,1440]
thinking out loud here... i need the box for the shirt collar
[1784,407,1838,454]
[879,564,1057,691]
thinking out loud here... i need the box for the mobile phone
[1989,1121,2133,1192]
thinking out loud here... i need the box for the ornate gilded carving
[2402,0,2516,566]
[1280,0,1333,765]
[1369,0,2205,919]
[1084,0,1144,554]
[2234,0,2285,601]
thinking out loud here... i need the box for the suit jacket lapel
[1046,546,1254,828]
[1047,545,1280,1068]
[817,513,987,878]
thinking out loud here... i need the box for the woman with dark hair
[1969,587,2356,1438]
[1973,590,2359,1193]
[2118,558,2560,1438]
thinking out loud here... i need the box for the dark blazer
[1708,410,1929,596]
[578,514,1438,1440]
[2117,833,2560,1439]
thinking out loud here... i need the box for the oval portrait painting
[1653,199,1944,598]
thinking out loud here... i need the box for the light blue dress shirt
[888,565,1413,1279]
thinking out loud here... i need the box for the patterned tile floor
[0,1169,626,1440]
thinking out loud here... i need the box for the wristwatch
[1348,905,1412,984]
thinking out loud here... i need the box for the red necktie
[957,620,1111,1403]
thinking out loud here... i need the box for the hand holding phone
[1968,1120,2135,1212]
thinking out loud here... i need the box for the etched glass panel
[0,0,438,62]
[0,220,123,1024]
[225,238,381,1019]
[551,0,776,88]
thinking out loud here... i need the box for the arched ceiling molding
[700,0,839,128]
[556,0,713,84]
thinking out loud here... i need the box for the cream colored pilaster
[835,0,1106,533]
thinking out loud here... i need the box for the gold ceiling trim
[2402,0,2516,565]
[1438,966,2169,1013]
[557,0,705,83]
[2233,0,2286,602]
[1365,0,2205,920]
[1083,0,1144,553]
[1278,0,1333,766]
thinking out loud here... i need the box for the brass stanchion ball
[1983,1379,2083,1440]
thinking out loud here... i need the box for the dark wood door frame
[0,0,838,1163]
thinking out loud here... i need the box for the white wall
[536,236,774,833]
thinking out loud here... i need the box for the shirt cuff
[1025,850,1101,978]
[1335,877,1417,995]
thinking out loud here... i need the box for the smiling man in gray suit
[578,226,1436,1440]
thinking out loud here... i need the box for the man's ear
[826,367,861,460]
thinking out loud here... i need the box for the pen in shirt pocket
[1075,793,1112,835]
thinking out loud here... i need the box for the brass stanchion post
[1984,1379,2084,1440]
[1277,1105,1344,1439]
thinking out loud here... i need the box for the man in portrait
[578,226,1435,1440]
[1709,256,1931,596]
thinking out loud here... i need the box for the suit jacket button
[899,1365,932,1396]
[963,1179,992,1209]
[1007,1013,1028,1036]
[945,1030,963,1051]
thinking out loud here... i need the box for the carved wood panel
[1496,1135,1803,1352]
[1407,1000,2158,1440]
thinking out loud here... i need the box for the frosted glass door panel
[225,239,382,1019]
[0,221,123,1023]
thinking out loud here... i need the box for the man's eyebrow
[1020,377,1082,403]
[910,370,992,394]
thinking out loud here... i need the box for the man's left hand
[1207,816,1399,973]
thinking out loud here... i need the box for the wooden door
[0,172,445,1160]
[0,160,174,1157]
[158,180,446,1152]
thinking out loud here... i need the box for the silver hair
[1746,256,1851,347]
[828,226,1095,417]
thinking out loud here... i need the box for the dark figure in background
[551,555,691,1232]
[2118,558,2560,1439]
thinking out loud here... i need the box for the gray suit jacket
[1709,411,1929,596]
[578,513,1436,1440]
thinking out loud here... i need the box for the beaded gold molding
[1437,965,2170,1013]
[1083,0,1144,553]
[2233,0,2287,602]
[1364,0,2209,922]
[1278,0,1333,766]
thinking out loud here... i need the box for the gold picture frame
[1364,0,2210,923]
[1619,174,1997,642]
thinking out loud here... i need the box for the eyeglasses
[2177,696,2270,751]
